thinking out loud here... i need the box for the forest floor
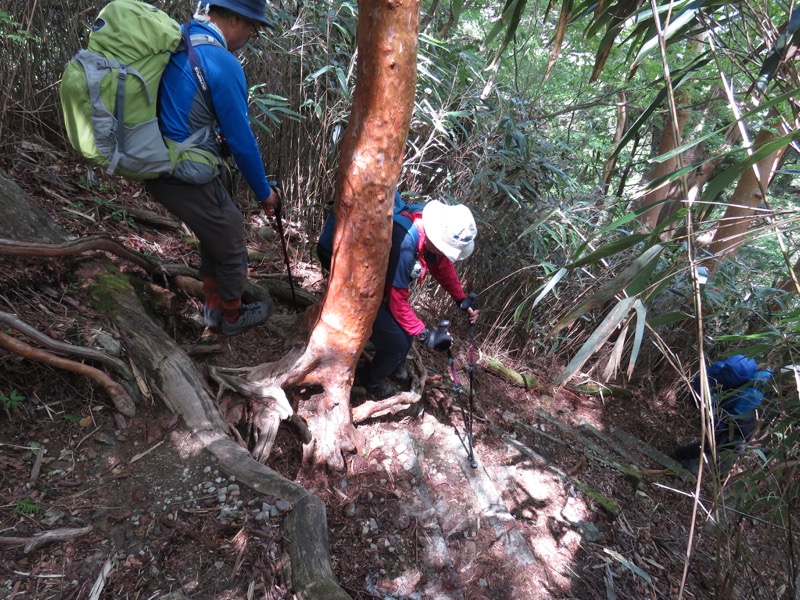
[0,148,789,599]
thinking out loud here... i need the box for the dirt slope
[0,154,786,599]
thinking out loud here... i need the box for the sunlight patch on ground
[170,428,207,459]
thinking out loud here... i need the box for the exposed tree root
[352,390,421,423]
[88,263,349,599]
[208,363,311,462]
[0,235,159,272]
[0,310,134,381]
[0,331,135,416]
[0,525,93,554]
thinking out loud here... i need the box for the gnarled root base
[298,386,360,472]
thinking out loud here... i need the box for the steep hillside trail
[0,153,782,599]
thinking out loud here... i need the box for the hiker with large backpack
[317,192,480,399]
[673,354,772,472]
[60,0,278,336]
[143,0,276,338]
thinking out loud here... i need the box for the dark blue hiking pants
[358,303,413,387]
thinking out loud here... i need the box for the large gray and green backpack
[60,0,220,180]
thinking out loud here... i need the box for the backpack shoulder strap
[393,192,424,231]
[180,24,220,114]
[189,33,222,48]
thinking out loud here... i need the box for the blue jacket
[692,355,770,440]
[157,21,271,201]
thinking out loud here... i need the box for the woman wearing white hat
[355,199,480,400]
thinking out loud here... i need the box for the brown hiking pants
[145,176,247,302]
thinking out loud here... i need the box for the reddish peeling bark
[707,118,791,260]
[634,97,688,230]
[600,91,627,194]
[287,0,420,471]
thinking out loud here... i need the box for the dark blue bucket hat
[210,0,271,28]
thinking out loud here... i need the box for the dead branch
[0,331,135,416]
[0,525,93,554]
[0,235,159,272]
[0,310,133,380]
[122,207,182,230]
[352,391,421,423]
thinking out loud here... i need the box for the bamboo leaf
[302,65,333,84]
[603,323,629,381]
[554,245,664,333]
[590,24,622,82]
[604,548,652,582]
[482,0,522,50]
[335,66,349,95]
[532,267,569,308]
[518,208,560,239]
[626,299,647,379]
[556,298,636,386]
[623,250,663,296]
[569,234,650,268]
[632,5,700,69]
[545,0,574,78]
[647,311,692,327]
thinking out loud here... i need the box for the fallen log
[0,525,93,554]
[480,354,544,390]
[501,431,621,518]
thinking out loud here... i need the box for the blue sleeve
[203,47,271,202]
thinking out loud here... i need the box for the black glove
[457,292,478,312]
[418,325,452,352]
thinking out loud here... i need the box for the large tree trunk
[707,117,792,259]
[266,0,420,471]
[634,96,688,230]
[600,91,627,194]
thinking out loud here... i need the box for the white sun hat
[422,200,477,263]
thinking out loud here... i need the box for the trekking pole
[466,292,478,468]
[266,184,298,311]
[445,305,479,469]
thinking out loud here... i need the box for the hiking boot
[366,380,398,400]
[677,457,699,475]
[221,300,273,337]
[203,305,222,331]
[389,362,409,385]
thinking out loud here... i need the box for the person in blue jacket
[673,354,771,471]
[146,0,277,337]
